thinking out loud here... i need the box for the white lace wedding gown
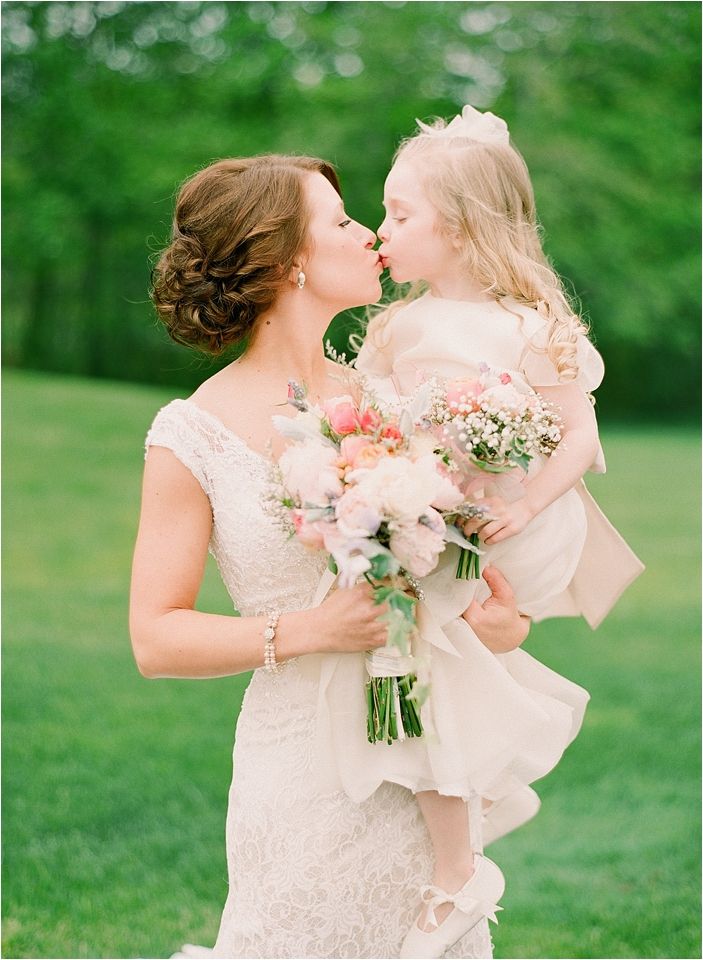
[146,398,492,960]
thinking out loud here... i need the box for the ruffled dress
[307,293,643,806]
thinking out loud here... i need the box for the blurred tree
[2,1,700,417]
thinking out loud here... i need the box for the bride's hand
[313,582,390,654]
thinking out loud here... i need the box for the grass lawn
[2,369,700,959]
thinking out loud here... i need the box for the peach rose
[339,434,372,467]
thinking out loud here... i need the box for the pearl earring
[297,271,306,289]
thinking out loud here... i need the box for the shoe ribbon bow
[419,883,503,930]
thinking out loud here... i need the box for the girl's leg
[415,790,476,930]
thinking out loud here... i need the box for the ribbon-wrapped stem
[365,666,423,744]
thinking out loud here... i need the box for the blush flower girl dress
[307,292,643,821]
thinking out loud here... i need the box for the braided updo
[151,155,341,354]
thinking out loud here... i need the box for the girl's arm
[475,383,600,545]
[129,447,389,679]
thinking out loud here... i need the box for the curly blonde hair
[366,118,590,381]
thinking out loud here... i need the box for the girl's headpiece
[416,104,510,146]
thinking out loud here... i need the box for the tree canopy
[3,1,700,418]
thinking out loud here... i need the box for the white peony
[335,487,383,539]
[389,520,446,578]
[350,454,456,522]
[279,439,343,506]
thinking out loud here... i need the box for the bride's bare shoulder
[188,362,246,406]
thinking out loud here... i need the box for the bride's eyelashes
[339,218,352,228]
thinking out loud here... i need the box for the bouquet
[422,364,563,578]
[264,379,470,744]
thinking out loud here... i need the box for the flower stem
[456,535,481,579]
[366,674,424,743]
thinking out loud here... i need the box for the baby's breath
[262,463,297,536]
[423,371,563,474]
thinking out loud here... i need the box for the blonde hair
[367,118,589,381]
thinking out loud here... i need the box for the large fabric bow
[419,882,503,930]
[416,104,510,146]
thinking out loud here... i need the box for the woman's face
[377,159,460,285]
[301,173,382,310]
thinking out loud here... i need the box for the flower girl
[313,105,643,958]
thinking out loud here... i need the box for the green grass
[2,369,700,959]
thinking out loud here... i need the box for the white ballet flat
[482,785,541,846]
[399,854,505,959]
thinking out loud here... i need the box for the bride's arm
[129,448,388,679]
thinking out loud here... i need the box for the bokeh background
[3,3,700,959]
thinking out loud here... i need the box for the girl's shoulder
[504,300,605,393]
[355,297,422,376]
[493,298,547,340]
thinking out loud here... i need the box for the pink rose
[324,396,361,435]
[446,379,483,412]
[499,372,512,385]
[359,407,383,434]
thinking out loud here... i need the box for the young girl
[311,106,644,959]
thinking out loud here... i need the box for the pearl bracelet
[263,611,282,674]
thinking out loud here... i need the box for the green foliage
[366,549,397,582]
[2,370,701,958]
[373,582,416,654]
[1,3,700,418]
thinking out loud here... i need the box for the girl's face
[301,173,383,310]
[377,159,461,285]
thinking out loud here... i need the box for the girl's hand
[463,496,534,545]
[462,566,530,653]
[313,582,390,654]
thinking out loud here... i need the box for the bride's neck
[234,298,334,398]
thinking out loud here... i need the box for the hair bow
[416,104,510,146]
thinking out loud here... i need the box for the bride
[129,154,530,959]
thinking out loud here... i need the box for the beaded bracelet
[263,611,282,674]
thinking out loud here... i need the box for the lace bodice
[145,399,329,617]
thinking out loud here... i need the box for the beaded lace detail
[146,400,492,960]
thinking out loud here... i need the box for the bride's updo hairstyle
[151,155,341,354]
[389,112,589,382]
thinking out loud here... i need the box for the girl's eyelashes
[393,217,407,223]
[339,218,352,228]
